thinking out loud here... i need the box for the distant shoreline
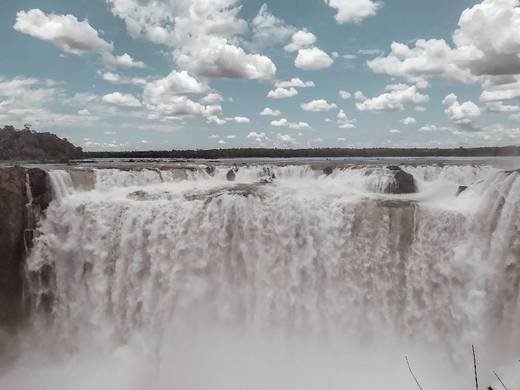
[82,146,520,160]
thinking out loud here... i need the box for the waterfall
[3,164,520,390]
[47,170,75,203]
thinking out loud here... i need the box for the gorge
[0,161,519,389]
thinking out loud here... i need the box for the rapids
[1,163,520,390]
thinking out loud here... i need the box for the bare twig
[473,345,479,390]
[405,356,424,390]
[493,371,509,390]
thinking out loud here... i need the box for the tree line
[83,146,520,159]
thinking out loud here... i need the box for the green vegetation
[0,125,82,161]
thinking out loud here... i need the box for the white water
[2,164,520,390]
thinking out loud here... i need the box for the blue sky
[1,0,520,150]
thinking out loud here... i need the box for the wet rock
[456,185,468,196]
[384,166,417,194]
[323,166,334,176]
[28,168,52,212]
[205,166,216,176]
[226,169,236,181]
[0,167,27,329]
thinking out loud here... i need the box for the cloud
[14,9,144,68]
[337,109,357,128]
[418,125,454,132]
[200,93,224,105]
[107,0,276,80]
[270,118,311,129]
[324,0,383,24]
[146,95,221,119]
[339,90,351,99]
[275,78,315,88]
[101,72,147,86]
[232,116,250,123]
[358,48,383,56]
[442,93,481,125]
[485,101,520,113]
[247,131,269,144]
[177,39,276,80]
[389,129,401,133]
[276,133,297,145]
[102,92,142,107]
[142,71,220,119]
[144,71,208,105]
[78,109,91,116]
[260,107,282,116]
[301,99,338,112]
[14,9,112,55]
[480,79,520,102]
[267,87,298,99]
[295,47,334,70]
[356,84,429,112]
[251,4,295,48]
[368,0,520,91]
[400,116,417,125]
[207,116,227,125]
[109,53,146,68]
[284,29,317,52]
[0,76,103,127]
[367,39,475,85]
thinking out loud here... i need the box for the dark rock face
[384,167,417,194]
[0,167,54,331]
[456,185,468,196]
[205,166,216,176]
[226,169,236,181]
[323,167,334,176]
[0,125,82,161]
[28,168,52,212]
[0,167,27,329]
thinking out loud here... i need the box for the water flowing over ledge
[1,162,520,389]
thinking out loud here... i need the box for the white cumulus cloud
[356,84,429,112]
[271,118,311,129]
[260,107,282,116]
[14,9,145,68]
[275,78,315,88]
[267,87,298,99]
[324,0,382,24]
[102,92,142,107]
[301,99,338,112]
[284,29,317,52]
[442,93,481,125]
[295,47,334,70]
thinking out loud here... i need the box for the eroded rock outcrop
[385,166,417,194]
[0,167,28,330]
[0,167,52,330]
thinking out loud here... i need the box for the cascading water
[2,163,520,390]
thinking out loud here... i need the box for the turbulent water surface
[2,160,520,390]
